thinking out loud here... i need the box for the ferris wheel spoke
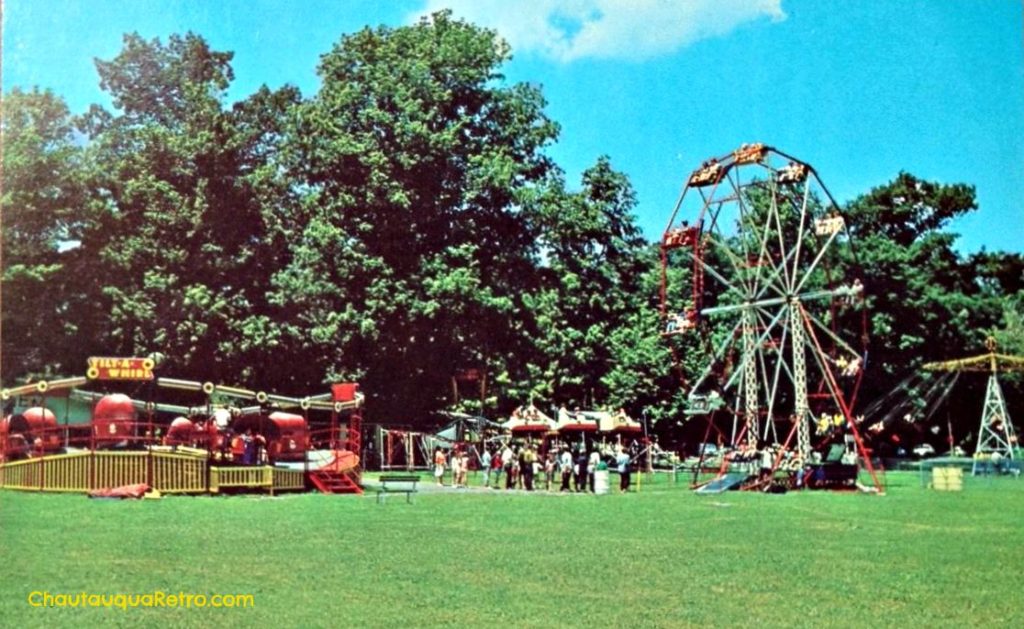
[705,208,758,291]
[690,320,744,393]
[754,329,773,439]
[727,170,756,277]
[802,307,860,359]
[699,189,726,236]
[769,181,794,291]
[750,247,798,305]
[723,305,787,390]
[753,309,784,442]
[759,309,790,443]
[759,304,800,383]
[789,178,813,294]
[749,185,803,302]
[794,286,856,305]
[801,319,845,410]
[792,228,841,296]
[751,185,779,299]
[688,237,752,301]
[699,191,758,299]
[724,170,765,286]
[702,294,787,317]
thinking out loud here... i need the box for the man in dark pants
[505,446,517,490]
[616,448,631,493]
[575,447,589,492]
[559,448,573,491]
[522,445,536,491]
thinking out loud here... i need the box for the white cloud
[412,0,785,62]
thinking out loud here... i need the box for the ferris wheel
[659,144,869,461]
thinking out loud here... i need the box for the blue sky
[4,0,1022,253]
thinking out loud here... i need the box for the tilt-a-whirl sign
[86,357,156,381]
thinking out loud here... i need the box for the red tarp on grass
[88,483,150,499]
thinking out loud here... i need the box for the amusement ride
[923,338,1022,475]
[660,143,881,491]
[0,357,365,496]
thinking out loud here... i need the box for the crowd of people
[431,441,640,494]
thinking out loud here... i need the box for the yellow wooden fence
[271,468,306,492]
[0,451,307,495]
[211,466,271,492]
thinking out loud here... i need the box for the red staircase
[309,449,363,494]
[309,383,364,495]
[309,466,362,494]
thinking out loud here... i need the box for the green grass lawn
[1,472,1022,628]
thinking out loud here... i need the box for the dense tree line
[2,12,1021,445]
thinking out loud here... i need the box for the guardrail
[0,451,307,495]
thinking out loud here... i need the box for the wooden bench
[376,474,420,504]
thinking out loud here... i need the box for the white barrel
[593,470,610,495]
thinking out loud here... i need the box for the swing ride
[660,143,881,491]
[922,338,1022,475]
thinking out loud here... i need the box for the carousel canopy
[501,405,556,433]
[562,410,643,433]
[557,408,599,432]
[606,411,643,433]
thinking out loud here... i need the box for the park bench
[376,474,420,504]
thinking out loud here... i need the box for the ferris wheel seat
[663,308,699,333]
[663,226,699,249]
[688,161,725,187]
[684,394,723,415]
[732,143,767,165]
[777,162,808,184]
[663,315,698,336]
[814,216,846,235]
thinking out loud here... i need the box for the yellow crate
[933,466,963,491]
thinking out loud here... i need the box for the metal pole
[742,308,760,449]
[40,391,48,490]
[791,302,811,461]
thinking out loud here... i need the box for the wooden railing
[152,452,207,493]
[0,451,305,495]
[210,466,271,492]
[272,468,306,492]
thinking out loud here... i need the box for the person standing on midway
[588,448,601,493]
[559,448,573,492]
[434,447,447,486]
[481,447,492,488]
[616,446,631,493]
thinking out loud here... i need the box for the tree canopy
[1,12,1020,444]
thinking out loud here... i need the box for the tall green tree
[1,88,86,379]
[524,157,649,408]
[274,11,559,417]
[842,172,1017,441]
[76,33,295,384]
[844,173,996,374]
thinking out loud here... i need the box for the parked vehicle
[912,443,935,458]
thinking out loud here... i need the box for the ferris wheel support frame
[660,143,881,492]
